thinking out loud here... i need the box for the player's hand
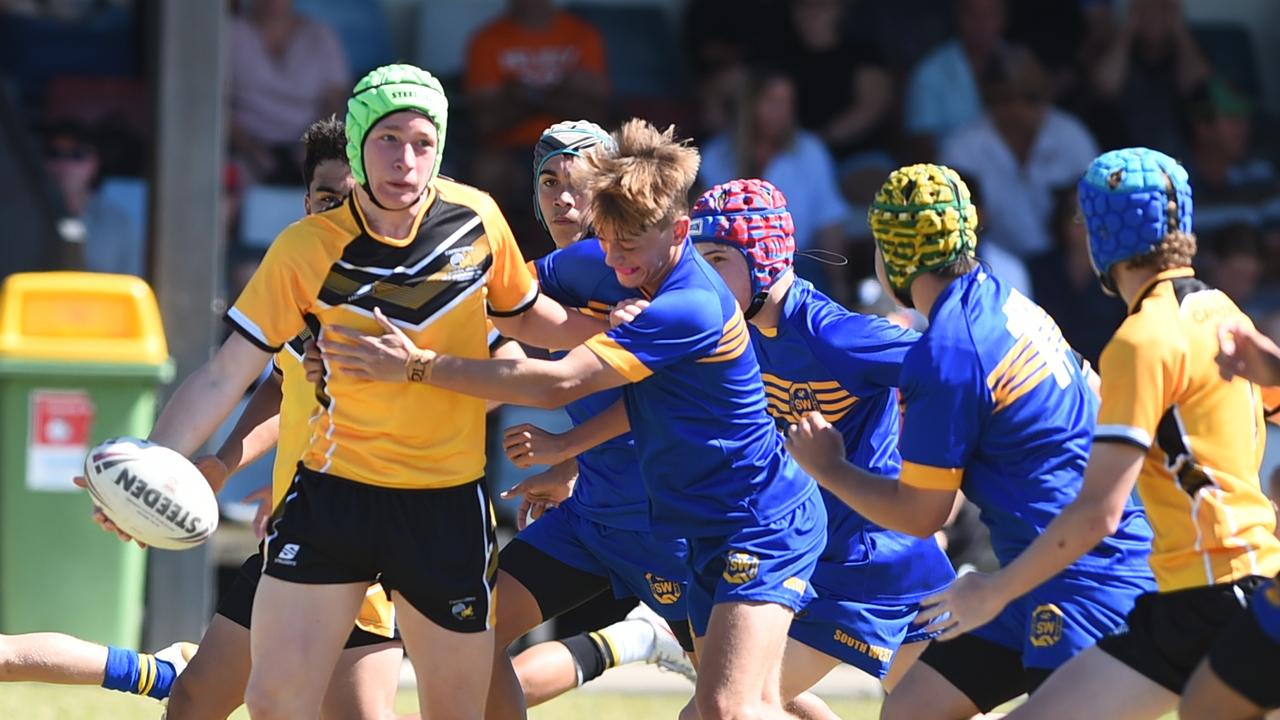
[321,307,435,383]
[192,455,230,494]
[74,475,147,548]
[610,298,649,328]
[784,412,847,482]
[1217,321,1280,387]
[914,571,1008,641]
[503,423,571,468]
[500,460,578,530]
[303,338,324,383]
[242,484,274,541]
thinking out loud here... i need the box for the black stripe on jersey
[223,313,283,353]
[1156,404,1215,496]
[317,201,491,327]
[487,286,539,318]
[302,313,332,409]
[1171,276,1211,304]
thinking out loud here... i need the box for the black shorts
[1207,602,1280,710]
[499,537,696,653]
[918,632,1053,712]
[215,552,397,649]
[1096,577,1267,693]
[264,467,497,634]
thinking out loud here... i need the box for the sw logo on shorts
[645,573,683,605]
[723,551,760,585]
[789,383,818,414]
[1030,603,1064,647]
[450,597,477,621]
[275,543,300,565]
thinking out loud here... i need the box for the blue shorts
[789,594,933,679]
[686,488,827,637]
[971,567,1153,671]
[513,500,690,624]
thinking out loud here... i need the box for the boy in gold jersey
[82,64,605,720]
[917,148,1280,719]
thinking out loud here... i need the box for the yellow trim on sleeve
[584,333,653,382]
[900,461,964,490]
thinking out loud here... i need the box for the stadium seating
[296,0,394,79]
[240,185,304,251]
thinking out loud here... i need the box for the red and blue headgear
[689,179,795,318]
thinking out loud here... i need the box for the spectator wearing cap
[940,48,1098,260]
[1184,79,1280,235]
[41,121,142,276]
[698,67,852,302]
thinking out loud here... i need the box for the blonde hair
[578,119,700,239]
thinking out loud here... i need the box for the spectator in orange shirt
[464,0,609,255]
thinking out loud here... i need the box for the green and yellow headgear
[345,64,449,207]
[868,164,979,291]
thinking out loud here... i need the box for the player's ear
[672,215,691,246]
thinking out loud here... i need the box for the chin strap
[743,291,768,320]
[362,181,429,212]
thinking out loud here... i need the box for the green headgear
[345,64,449,200]
[868,164,979,291]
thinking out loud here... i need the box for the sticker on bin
[27,390,94,492]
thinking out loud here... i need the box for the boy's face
[694,242,753,311]
[598,215,691,293]
[362,111,438,209]
[305,159,355,215]
[537,155,590,248]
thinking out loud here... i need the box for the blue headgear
[1078,148,1193,290]
[532,120,615,234]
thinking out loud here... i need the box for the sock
[559,633,610,687]
[102,646,180,699]
[594,618,657,666]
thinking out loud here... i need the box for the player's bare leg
[244,577,367,720]
[693,601,796,720]
[778,640,842,720]
[882,640,929,693]
[1005,646,1175,720]
[167,616,250,719]
[1179,660,1268,720]
[486,570,544,720]
[322,641,404,720]
[880,660,982,720]
[396,592,495,720]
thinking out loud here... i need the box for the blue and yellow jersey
[580,239,816,538]
[226,179,538,490]
[1095,268,1280,591]
[752,278,954,601]
[533,240,648,530]
[899,267,1153,574]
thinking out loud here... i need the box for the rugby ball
[82,437,218,550]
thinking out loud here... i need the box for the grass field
[0,684,887,719]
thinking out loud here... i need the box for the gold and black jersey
[1095,268,1280,591]
[227,179,538,490]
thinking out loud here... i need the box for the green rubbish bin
[0,271,173,648]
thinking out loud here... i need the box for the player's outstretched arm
[320,307,627,408]
[1218,321,1280,387]
[504,400,629,469]
[147,333,273,456]
[492,294,609,351]
[785,412,955,538]
[916,442,1144,640]
[194,372,284,493]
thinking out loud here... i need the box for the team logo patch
[645,573,683,605]
[275,543,300,565]
[722,551,759,585]
[1030,603,1064,647]
[789,383,818,415]
[440,247,485,282]
[450,597,477,621]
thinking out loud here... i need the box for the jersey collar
[1127,267,1196,314]
[352,183,437,248]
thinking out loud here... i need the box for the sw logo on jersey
[645,573,683,605]
[1030,603,1064,647]
[789,383,818,414]
[723,552,760,585]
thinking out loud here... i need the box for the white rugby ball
[83,437,218,550]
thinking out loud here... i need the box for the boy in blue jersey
[785,164,1155,720]
[687,179,956,712]
[484,120,696,719]
[320,119,827,720]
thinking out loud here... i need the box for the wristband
[406,350,434,383]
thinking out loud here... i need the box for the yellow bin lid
[0,272,169,364]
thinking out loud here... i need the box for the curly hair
[576,119,700,240]
[300,114,348,188]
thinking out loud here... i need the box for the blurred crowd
[6,0,1280,367]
